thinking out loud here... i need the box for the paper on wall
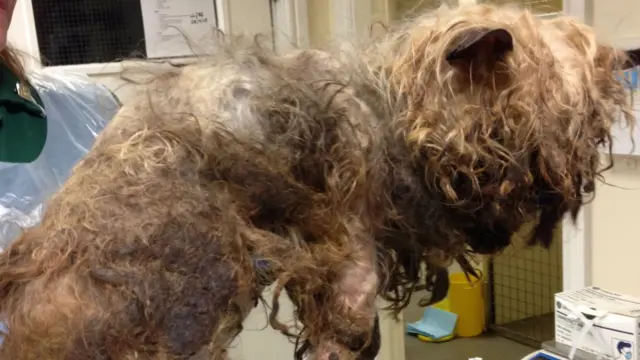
[140,0,217,59]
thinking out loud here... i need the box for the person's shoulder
[0,64,48,163]
[0,63,45,113]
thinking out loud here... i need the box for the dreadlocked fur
[0,4,634,360]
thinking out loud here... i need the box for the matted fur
[0,4,634,360]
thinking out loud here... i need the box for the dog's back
[0,43,388,359]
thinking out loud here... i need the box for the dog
[0,4,635,360]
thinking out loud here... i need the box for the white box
[555,287,640,360]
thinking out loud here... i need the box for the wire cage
[487,222,563,348]
[31,0,148,66]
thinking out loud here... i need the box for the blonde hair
[0,46,27,82]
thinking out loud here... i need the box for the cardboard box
[555,287,640,360]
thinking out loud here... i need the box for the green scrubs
[0,64,47,163]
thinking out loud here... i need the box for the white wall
[586,0,640,297]
[591,0,640,45]
[591,157,640,296]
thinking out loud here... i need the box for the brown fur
[0,4,634,360]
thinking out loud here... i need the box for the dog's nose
[468,242,510,255]
[466,227,512,255]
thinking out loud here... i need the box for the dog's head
[383,5,634,255]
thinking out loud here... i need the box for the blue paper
[406,307,458,340]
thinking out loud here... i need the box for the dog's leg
[25,260,255,360]
[304,315,381,360]
[316,252,379,360]
[0,219,259,360]
[289,235,380,360]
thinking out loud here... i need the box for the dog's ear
[446,28,514,68]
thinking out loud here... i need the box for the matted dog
[0,4,635,360]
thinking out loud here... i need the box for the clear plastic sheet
[0,68,120,251]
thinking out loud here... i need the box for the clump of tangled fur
[0,4,634,360]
